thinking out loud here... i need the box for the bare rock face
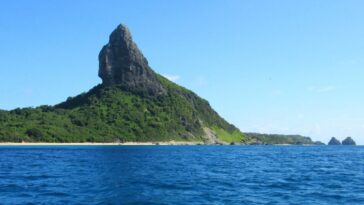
[98,24,166,95]
[342,137,356,145]
[328,137,341,145]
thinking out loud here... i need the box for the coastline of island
[0,141,204,146]
[0,142,331,146]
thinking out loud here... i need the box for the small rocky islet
[342,137,356,145]
[328,137,356,145]
[328,137,342,145]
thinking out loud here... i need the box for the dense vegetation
[244,133,324,145]
[0,75,245,143]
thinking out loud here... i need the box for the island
[342,137,356,145]
[244,133,325,145]
[0,24,337,146]
[0,24,245,144]
[328,137,342,145]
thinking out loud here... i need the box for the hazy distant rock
[98,24,166,95]
[314,141,325,145]
[342,137,356,145]
[328,137,341,145]
[244,133,316,145]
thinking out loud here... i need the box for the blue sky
[1,0,364,144]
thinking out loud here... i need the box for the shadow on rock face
[98,24,166,95]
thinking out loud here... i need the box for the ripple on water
[0,146,363,204]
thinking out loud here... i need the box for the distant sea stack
[328,137,341,145]
[342,137,356,145]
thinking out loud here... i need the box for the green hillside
[244,133,324,145]
[0,74,245,143]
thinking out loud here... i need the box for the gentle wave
[0,146,363,204]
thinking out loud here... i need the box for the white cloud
[163,74,180,82]
[308,85,336,93]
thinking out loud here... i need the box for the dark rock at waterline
[313,141,326,145]
[328,137,341,145]
[342,137,356,145]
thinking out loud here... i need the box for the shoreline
[0,142,333,146]
[0,141,204,146]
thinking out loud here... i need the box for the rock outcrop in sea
[98,24,166,95]
[328,137,341,145]
[313,141,325,145]
[342,137,356,145]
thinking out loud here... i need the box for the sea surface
[0,146,363,205]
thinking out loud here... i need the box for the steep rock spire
[98,24,166,95]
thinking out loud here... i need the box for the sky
[1,0,364,144]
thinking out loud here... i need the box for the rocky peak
[98,24,166,95]
[328,137,341,145]
[342,137,356,145]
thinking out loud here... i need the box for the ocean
[0,145,363,204]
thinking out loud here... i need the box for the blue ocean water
[0,146,363,205]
